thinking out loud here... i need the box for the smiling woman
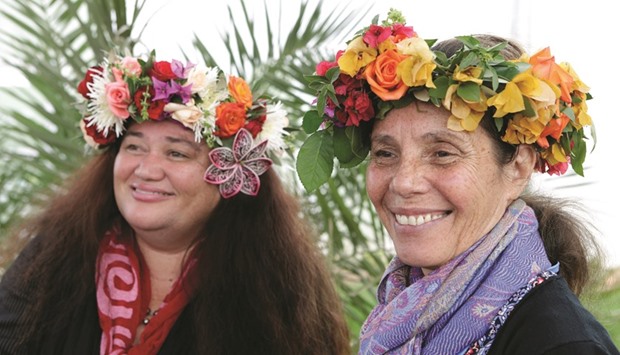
[298,9,619,354]
[0,51,350,354]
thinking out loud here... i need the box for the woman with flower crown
[0,52,350,354]
[297,9,619,355]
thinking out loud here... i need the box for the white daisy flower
[257,102,289,153]
[84,64,126,137]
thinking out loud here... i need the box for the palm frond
[0,0,145,235]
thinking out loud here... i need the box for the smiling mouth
[395,212,449,226]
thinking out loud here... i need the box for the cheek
[366,165,389,209]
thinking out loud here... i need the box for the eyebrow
[371,130,469,145]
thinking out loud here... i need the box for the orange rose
[529,47,573,103]
[536,113,570,149]
[228,76,253,108]
[215,102,247,138]
[363,49,408,101]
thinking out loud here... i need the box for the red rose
[80,119,117,147]
[215,102,247,138]
[134,87,166,120]
[244,114,267,137]
[77,66,102,99]
[149,61,177,81]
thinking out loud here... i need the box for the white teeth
[396,212,446,226]
[135,188,170,196]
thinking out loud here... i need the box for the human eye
[370,147,397,165]
[168,149,191,160]
[120,139,144,154]
[435,150,453,158]
[430,144,460,164]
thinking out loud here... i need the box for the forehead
[126,120,195,140]
[371,103,472,142]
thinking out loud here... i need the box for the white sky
[1,0,618,266]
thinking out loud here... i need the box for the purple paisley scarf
[359,199,551,354]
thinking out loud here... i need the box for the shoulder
[488,276,619,355]
[0,236,43,354]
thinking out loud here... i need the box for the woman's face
[366,102,522,273]
[114,120,220,246]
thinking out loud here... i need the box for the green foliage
[296,129,334,192]
[0,0,145,235]
[583,270,620,348]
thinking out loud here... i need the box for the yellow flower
[337,37,378,76]
[487,81,524,117]
[502,114,547,145]
[572,93,592,129]
[541,143,568,164]
[444,84,487,131]
[488,70,558,118]
[378,38,397,53]
[397,37,434,60]
[453,65,483,84]
[396,37,436,88]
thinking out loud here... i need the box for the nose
[134,152,165,181]
[389,159,430,197]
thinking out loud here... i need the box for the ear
[505,144,537,198]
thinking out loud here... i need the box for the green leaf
[296,130,334,192]
[317,92,327,117]
[522,97,536,117]
[456,81,480,102]
[302,110,323,134]
[325,66,340,83]
[571,136,586,176]
[333,125,369,167]
[428,75,449,100]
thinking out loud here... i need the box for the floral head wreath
[296,9,594,192]
[77,51,289,198]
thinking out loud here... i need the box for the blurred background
[1,0,618,350]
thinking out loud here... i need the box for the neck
[136,236,190,308]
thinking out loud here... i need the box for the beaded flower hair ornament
[296,9,593,192]
[77,51,289,198]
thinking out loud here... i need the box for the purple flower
[152,77,172,101]
[171,60,196,79]
[170,80,193,104]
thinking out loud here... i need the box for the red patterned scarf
[95,230,197,354]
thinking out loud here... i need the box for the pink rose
[105,80,131,118]
[121,57,142,76]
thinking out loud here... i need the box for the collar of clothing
[359,199,552,354]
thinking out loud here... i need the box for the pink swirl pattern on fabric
[95,230,198,355]
[96,236,142,354]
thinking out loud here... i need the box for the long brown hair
[432,35,601,295]
[10,141,349,353]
